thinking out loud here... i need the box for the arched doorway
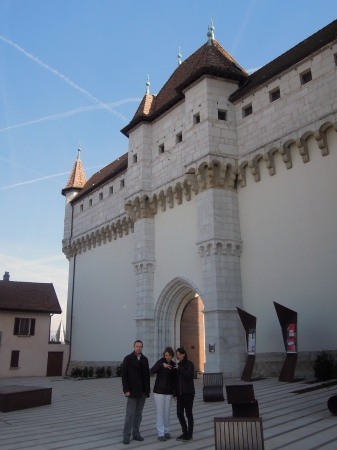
[180,295,205,372]
[154,277,205,369]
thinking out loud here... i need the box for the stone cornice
[197,238,242,257]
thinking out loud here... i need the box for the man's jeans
[123,393,147,439]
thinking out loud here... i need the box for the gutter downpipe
[65,202,76,375]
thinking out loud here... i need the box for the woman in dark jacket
[151,346,176,441]
[173,347,195,442]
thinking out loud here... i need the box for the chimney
[3,272,10,281]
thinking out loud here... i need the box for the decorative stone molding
[296,138,310,163]
[133,260,155,275]
[62,215,134,259]
[248,156,261,182]
[314,129,329,156]
[197,238,242,257]
[279,142,292,170]
[263,151,276,175]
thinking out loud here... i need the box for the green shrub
[115,363,122,377]
[96,366,106,378]
[313,350,335,381]
[82,366,89,378]
[88,366,94,377]
[106,366,112,377]
[70,366,83,378]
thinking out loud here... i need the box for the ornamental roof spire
[146,74,150,94]
[62,144,87,195]
[207,18,215,45]
[178,47,182,66]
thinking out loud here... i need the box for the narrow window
[99,193,103,201]
[176,132,182,144]
[13,318,35,336]
[193,113,200,125]
[89,199,92,207]
[10,351,20,368]
[218,110,227,120]
[243,104,253,118]
[300,70,312,85]
[109,186,113,196]
[334,53,337,66]
[270,88,280,102]
[133,154,137,163]
[120,179,125,188]
[158,144,165,154]
[80,204,83,212]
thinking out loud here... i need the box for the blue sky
[1,1,336,330]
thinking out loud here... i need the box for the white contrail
[0,35,127,121]
[230,0,258,55]
[0,165,104,190]
[0,98,141,133]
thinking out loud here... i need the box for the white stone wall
[238,128,337,354]
[70,232,136,363]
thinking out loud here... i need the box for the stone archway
[154,277,204,363]
[180,295,205,372]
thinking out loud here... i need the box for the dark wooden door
[47,352,63,376]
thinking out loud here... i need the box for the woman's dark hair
[163,346,174,357]
[176,347,188,360]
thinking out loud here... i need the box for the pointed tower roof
[62,146,87,196]
[121,33,248,136]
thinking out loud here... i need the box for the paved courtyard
[0,376,337,449]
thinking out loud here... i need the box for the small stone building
[62,20,337,378]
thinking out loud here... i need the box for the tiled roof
[122,39,248,136]
[71,152,128,203]
[62,154,87,195]
[0,281,62,314]
[229,19,337,102]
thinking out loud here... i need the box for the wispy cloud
[0,165,104,190]
[0,98,141,134]
[0,35,129,121]
[230,0,258,55]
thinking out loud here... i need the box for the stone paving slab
[0,376,336,449]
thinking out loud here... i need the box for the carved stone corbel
[248,159,261,182]
[149,195,157,215]
[314,130,329,156]
[263,152,276,175]
[158,190,166,212]
[296,138,309,163]
[174,183,183,205]
[185,172,199,194]
[279,144,292,169]
[166,186,174,209]
[183,180,191,201]
[238,162,247,187]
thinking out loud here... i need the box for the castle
[62,20,337,378]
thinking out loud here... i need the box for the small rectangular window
[89,199,92,207]
[301,70,312,85]
[193,113,200,125]
[176,132,182,144]
[270,88,280,102]
[109,186,113,196]
[120,179,125,188]
[10,350,20,368]
[243,104,253,118]
[99,192,103,201]
[13,318,35,336]
[334,53,337,66]
[133,154,137,163]
[158,144,165,154]
[218,110,227,120]
[80,204,83,212]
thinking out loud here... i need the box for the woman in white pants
[151,347,176,442]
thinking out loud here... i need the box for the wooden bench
[214,417,265,450]
[226,384,259,417]
[0,386,52,413]
[203,372,224,402]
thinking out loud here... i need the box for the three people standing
[122,342,195,444]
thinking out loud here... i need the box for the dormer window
[243,104,253,118]
[300,70,312,85]
[193,113,200,125]
[159,144,165,154]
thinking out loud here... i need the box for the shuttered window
[10,350,20,368]
[13,318,36,336]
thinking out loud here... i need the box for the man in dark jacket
[122,340,150,445]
